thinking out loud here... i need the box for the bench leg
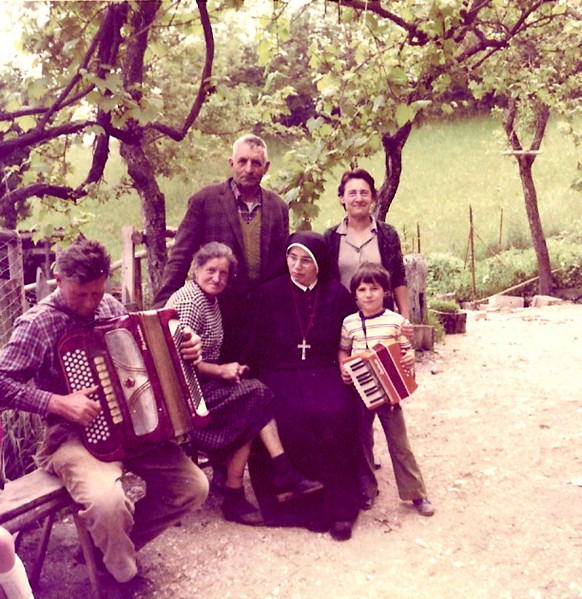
[29,512,56,590]
[71,509,101,599]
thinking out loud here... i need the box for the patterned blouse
[166,281,223,363]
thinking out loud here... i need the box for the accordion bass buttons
[92,357,124,424]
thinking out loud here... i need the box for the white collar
[291,278,318,292]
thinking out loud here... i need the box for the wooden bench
[0,469,101,598]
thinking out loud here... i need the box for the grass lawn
[22,115,581,263]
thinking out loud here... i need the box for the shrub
[548,233,582,289]
[1,410,44,482]
[428,298,460,313]
[425,231,582,301]
[425,309,445,342]
[426,253,466,295]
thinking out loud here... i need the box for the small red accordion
[342,341,418,409]
[58,308,210,461]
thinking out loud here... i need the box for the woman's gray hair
[190,242,238,278]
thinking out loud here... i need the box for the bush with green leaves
[425,309,445,343]
[425,231,582,302]
[428,298,460,313]
[549,226,582,289]
[426,253,474,301]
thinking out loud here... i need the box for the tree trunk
[119,0,167,299]
[376,123,412,222]
[503,99,553,295]
[516,155,553,295]
[119,142,167,297]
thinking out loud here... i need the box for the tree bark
[119,142,167,295]
[377,123,412,222]
[503,99,553,295]
[119,0,166,299]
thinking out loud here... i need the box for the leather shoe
[413,498,435,517]
[359,490,379,511]
[329,520,353,541]
[222,487,264,526]
[272,453,324,502]
[276,478,324,503]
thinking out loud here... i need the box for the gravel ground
[17,302,582,599]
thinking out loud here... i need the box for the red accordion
[58,308,210,461]
[342,341,418,409]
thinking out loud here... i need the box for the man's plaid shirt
[230,178,262,223]
[0,289,125,418]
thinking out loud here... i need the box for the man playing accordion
[0,238,209,594]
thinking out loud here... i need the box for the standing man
[154,134,289,363]
[0,238,209,593]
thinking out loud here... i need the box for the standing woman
[323,168,410,318]
[166,242,321,527]
[323,169,434,516]
[248,231,361,541]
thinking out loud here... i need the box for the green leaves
[387,68,409,86]
[16,115,37,132]
[316,72,341,97]
[395,104,415,127]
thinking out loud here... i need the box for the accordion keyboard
[344,357,387,407]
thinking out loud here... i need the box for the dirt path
[20,303,582,599]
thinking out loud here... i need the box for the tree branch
[0,122,90,161]
[0,183,85,215]
[36,9,108,129]
[82,3,129,186]
[462,0,557,69]
[148,0,215,141]
[502,97,549,168]
[322,0,429,45]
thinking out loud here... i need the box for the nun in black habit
[248,231,362,541]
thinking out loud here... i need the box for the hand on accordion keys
[178,326,203,365]
[48,385,103,428]
[57,308,211,462]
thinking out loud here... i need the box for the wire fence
[0,230,42,481]
[0,230,27,348]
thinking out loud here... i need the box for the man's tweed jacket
[154,179,289,307]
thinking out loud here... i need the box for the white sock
[0,555,35,599]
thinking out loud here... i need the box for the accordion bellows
[58,308,209,461]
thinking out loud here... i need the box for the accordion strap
[358,309,386,350]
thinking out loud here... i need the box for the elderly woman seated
[166,241,322,526]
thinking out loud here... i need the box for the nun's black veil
[286,231,331,282]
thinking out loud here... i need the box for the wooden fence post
[121,226,143,310]
[469,206,476,299]
[404,253,427,324]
